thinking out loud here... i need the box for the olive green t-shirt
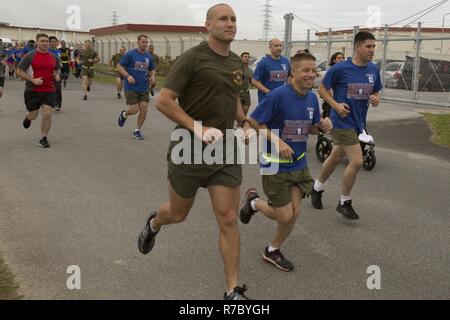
[164,41,244,133]
[111,53,124,70]
[80,49,98,68]
[240,64,253,93]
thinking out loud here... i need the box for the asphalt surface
[0,78,449,300]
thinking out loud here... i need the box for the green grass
[422,113,450,149]
[0,254,22,300]
[94,64,166,88]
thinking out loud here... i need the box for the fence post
[283,13,294,58]
[381,24,389,96]
[351,26,360,56]
[326,28,332,70]
[412,22,422,101]
[306,29,311,50]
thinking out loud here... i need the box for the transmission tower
[112,11,118,26]
[262,0,273,41]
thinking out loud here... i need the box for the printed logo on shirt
[134,61,149,73]
[308,107,315,120]
[145,58,150,65]
[347,83,374,100]
[282,120,312,142]
[269,70,289,82]
[233,70,243,85]
[367,74,375,84]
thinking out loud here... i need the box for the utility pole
[112,11,118,26]
[262,0,273,41]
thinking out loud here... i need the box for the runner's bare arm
[149,69,156,87]
[156,88,217,137]
[370,92,381,107]
[116,64,129,78]
[318,83,351,117]
[251,78,270,94]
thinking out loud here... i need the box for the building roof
[0,24,90,34]
[90,24,208,35]
[316,26,450,37]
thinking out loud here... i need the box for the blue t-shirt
[322,58,382,133]
[119,49,155,93]
[254,55,291,102]
[14,49,24,62]
[22,46,35,57]
[251,85,321,174]
[49,48,61,59]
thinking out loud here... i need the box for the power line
[389,0,448,26]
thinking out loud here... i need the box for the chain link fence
[285,22,450,108]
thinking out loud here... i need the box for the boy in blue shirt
[253,38,291,103]
[240,52,332,272]
[311,32,382,220]
[117,35,156,141]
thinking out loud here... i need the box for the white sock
[341,195,351,205]
[314,180,325,192]
[268,244,278,253]
[250,199,259,211]
[149,218,160,233]
[123,111,127,118]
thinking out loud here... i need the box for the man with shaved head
[253,38,291,103]
[137,3,252,300]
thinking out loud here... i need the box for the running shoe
[239,188,259,224]
[310,189,324,210]
[263,247,294,272]
[224,285,250,300]
[23,117,31,129]
[137,211,160,255]
[133,130,144,141]
[337,200,360,220]
[39,137,50,149]
[118,110,127,127]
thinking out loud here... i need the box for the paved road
[0,78,449,300]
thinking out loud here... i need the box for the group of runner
[1,3,382,300]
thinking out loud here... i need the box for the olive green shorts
[262,167,314,208]
[239,91,251,108]
[81,68,95,78]
[331,129,360,146]
[125,91,150,106]
[168,163,243,199]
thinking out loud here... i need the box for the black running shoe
[310,189,324,210]
[23,117,31,129]
[224,285,250,300]
[337,200,360,220]
[118,93,122,100]
[83,95,87,101]
[39,137,50,149]
[87,86,90,92]
[63,81,67,88]
[137,211,160,255]
[263,247,294,272]
[239,188,260,225]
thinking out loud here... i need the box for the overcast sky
[1,0,449,40]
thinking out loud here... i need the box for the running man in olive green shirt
[110,46,126,99]
[239,52,253,116]
[137,4,253,300]
[78,40,99,101]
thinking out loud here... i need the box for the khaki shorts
[125,91,150,105]
[168,162,242,199]
[239,91,251,107]
[262,167,314,208]
[331,129,360,146]
[81,67,95,78]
